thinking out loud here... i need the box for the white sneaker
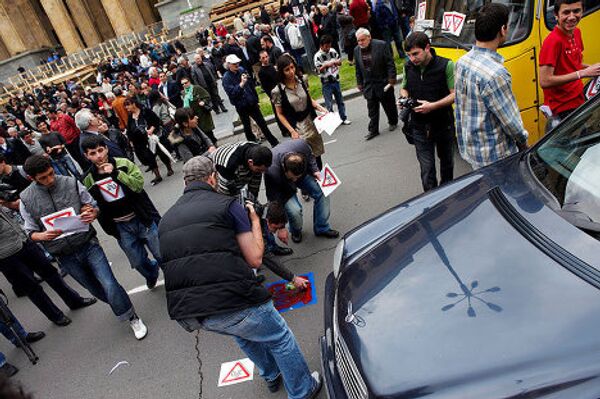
[342,119,352,125]
[130,317,148,340]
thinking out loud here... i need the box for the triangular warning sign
[98,178,120,199]
[44,210,73,227]
[452,14,465,32]
[221,361,250,384]
[322,167,338,187]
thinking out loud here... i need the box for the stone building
[0,0,161,74]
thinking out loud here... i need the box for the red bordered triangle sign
[44,210,73,227]
[322,166,338,187]
[98,178,120,199]
[218,358,255,387]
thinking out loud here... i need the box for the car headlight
[332,239,345,278]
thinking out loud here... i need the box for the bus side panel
[504,48,543,143]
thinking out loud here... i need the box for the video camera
[398,97,419,109]
[237,187,265,217]
[0,183,19,203]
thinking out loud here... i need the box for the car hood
[336,159,600,397]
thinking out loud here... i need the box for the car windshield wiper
[431,32,472,51]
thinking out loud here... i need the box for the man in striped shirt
[210,141,273,198]
[454,3,528,169]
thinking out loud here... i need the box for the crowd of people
[0,0,598,397]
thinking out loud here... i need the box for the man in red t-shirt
[539,0,600,130]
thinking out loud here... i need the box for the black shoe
[268,246,294,256]
[291,232,303,243]
[70,297,97,310]
[53,315,72,327]
[167,169,174,176]
[221,108,228,113]
[146,274,159,290]
[364,131,380,141]
[0,363,18,378]
[266,374,282,393]
[25,331,46,344]
[305,372,323,399]
[215,109,221,114]
[315,229,340,239]
[151,177,163,185]
[145,167,152,172]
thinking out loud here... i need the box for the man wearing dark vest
[19,155,149,340]
[158,156,322,399]
[400,32,455,192]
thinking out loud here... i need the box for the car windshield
[416,0,534,49]
[529,99,600,240]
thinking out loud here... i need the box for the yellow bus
[416,0,600,143]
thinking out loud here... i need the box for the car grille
[335,334,368,399]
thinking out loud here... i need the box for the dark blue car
[321,95,600,398]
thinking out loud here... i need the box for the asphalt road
[1,95,471,399]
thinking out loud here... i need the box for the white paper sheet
[314,112,342,136]
[53,216,90,235]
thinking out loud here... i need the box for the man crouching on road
[158,156,322,399]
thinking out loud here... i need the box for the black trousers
[208,85,226,112]
[366,88,398,134]
[0,240,85,322]
[411,125,454,192]
[238,104,279,147]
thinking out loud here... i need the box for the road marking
[324,139,337,145]
[127,279,165,295]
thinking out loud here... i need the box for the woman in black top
[171,108,216,163]
[124,97,173,185]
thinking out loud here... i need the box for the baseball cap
[225,54,242,64]
[183,156,215,183]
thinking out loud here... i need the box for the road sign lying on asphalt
[266,272,317,313]
[319,164,341,197]
[218,358,254,387]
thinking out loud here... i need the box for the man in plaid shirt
[455,3,528,169]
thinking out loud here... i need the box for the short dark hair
[0,154,6,164]
[261,35,274,44]
[23,155,53,177]
[475,3,509,42]
[18,130,32,139]
[266,201,288,225]
[320,35,333,46]
[404,32,430,51]
[247,145,273,167]
[81,135,107,153]
[282,153,306,176]
[554,0,583,14]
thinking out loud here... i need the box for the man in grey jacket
[19,155,149,340]
[354,28,399,141]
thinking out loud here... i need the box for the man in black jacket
[264,139,339,243]
[0,135,30,166]
[354,28,398,141]
[191,52,228,114]
[158,156,322,398]
[400,32,455,192]
[158,71,183,108]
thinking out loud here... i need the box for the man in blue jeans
[159,156,322,399]
[19,155,149,340]
[314,35,351,125]
[264,139,339,243]
[81,136,161,289]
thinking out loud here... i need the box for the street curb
[217,74,403,140]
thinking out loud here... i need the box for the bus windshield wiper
[431,32,472,51]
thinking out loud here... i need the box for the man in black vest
[400,32,455,192]
[158,156,322,398]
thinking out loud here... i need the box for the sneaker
[342,119,352,125]
[315,229,340,239]
[0,363,18,378]
[305,371,323,399]
[150,177,163,186]
[130,317,148,340]
[291,232,303,243]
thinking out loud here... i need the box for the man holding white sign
[19,155,149,340]
[264,139,339,244]
[81,136,162,290]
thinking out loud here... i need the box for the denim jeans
[58,241,134,321]
[322,81,347,121]
[0,314,27,346]
[381,24,406,57]
[179,302,315,399]
[52,155,81,180]
[284,175,331,235]
[411,125,454,192]
[116,219,160,284]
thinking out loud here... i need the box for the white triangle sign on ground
[319,163,341,197]
[218,358,254,387]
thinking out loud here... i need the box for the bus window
[545,0,600,30]
[421,0,534,49]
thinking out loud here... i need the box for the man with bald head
[191,53,228,114]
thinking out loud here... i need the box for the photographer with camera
[159,156,322,398]
[399,32,455,192]
[0,155,30,210]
